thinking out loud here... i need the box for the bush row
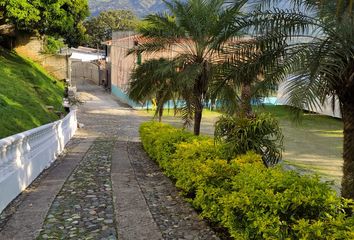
[139,122,354,239]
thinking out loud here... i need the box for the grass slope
[0,48,64,138]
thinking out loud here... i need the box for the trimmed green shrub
[139,121,194,169]
[168,138,223,194]
[220,164,354,239]
[139,122,354,240]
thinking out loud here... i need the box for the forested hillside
[89,0,166,17]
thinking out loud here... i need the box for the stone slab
[111,141,163,240]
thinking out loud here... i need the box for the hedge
[139,121,354,239]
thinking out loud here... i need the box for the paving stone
[37,140,117,240]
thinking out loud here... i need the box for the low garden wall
[0,110,77,213]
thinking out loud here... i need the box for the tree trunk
[193,62,208,136]
[158,105,164,122]
[341,103,354,199]
[156,91,164,122]
[240,82,252,117]
[194,103,203,136]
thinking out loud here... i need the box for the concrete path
[0,82,219,239]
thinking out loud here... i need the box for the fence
[0,110,78,213]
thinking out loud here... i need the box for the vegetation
[140,121,354,239]
[88,0,166,17]
[130,0,246,135]
[139,105,344,186]
[42,36,65,54]
[246,0,354,199]
[0,48,64,138]
[129,58,178,122]
[214,113,284,166]
[84,9,138,48]
[0,0,89,47]
[131,0,354,200]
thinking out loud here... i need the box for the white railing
[0,110,78,213]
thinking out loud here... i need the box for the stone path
[0,82,219,239]
[0,136,94,240]
[38,139,117,240]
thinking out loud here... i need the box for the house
[105,31,342,118]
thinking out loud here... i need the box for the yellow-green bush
[139,121,354,239]
[220,164,354,239]
[139,121,194,169]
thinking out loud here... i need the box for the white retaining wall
[277,81,342,118]
[0,110,78,213]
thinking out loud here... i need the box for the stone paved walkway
[0,82,219,239]
[38,139,116,240]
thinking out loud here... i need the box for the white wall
[277,81,342,118]
[0,110,78,213]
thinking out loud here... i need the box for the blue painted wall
[112,85,279,110]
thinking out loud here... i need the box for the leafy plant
[1,0,89,47]
[129,58,179,122]
[239,0,354,199]
[214,113,284,166]
[220,164,354,239]
[42,36,65,54]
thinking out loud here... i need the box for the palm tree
[129,0,246,135]
[236,0,354,199]
[129,58,178,122]
[210,38,284,117]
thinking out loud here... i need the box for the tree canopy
[84,9,138,48]
[0,0,89,47]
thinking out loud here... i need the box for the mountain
[89,0,167,17]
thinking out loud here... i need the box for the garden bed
[140,122,354,239]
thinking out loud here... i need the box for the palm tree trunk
[194,101,203,135]
[193,68,206,136]
[158,105,164,122]
[156,91,164,122]
[341,103,354,199]
[240,82,252,117]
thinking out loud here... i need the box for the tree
[234,0,354,199]
[211,38,284,117]
[129,58,178,122]
[0,0,89,47]
[84,9,138,48]
[130,0,246,135]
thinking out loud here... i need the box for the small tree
[129,58,178,122]
[130,0,247,135]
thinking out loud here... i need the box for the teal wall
[111,85,142,109]
[112,85,279,110]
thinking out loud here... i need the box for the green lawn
[0,48,64,138]
[256,105,343,187]
[138,105,344,187]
